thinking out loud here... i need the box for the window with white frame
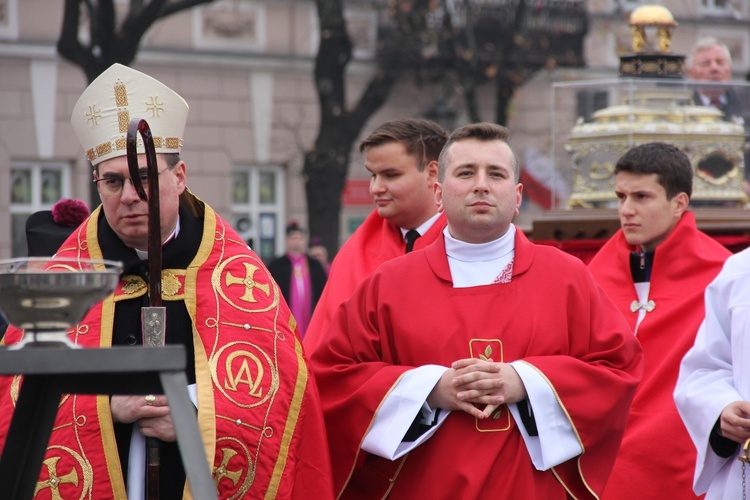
[231,165,285,263]
[10,162,72,257]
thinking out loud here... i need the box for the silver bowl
[0,257,123,348]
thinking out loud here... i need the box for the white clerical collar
[134,216,181,261]
[444,225,516,288]
[444,224,516,262]
[400,212,441,241]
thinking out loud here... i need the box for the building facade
[0,0,749,260]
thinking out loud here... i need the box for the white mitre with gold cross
[71,63,189,166]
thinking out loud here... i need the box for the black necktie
[404,229,421,254]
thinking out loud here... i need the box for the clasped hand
[111,395,176,442]
[719,401,750,444]
[426,358,528,419]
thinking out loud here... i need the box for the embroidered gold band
[86,137,182,163]
[114,269,187,302]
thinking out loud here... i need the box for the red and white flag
[520,148,569,209]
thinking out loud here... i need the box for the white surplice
[675,249,750,499]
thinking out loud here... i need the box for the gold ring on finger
[145,394,156,406]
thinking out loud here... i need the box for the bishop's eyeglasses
[93,164,175,196]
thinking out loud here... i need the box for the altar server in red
[310,122,643,499]
[589,142,730,499]
[302,118,448,353]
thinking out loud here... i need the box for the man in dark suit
[688,37,737,111]
[687,36,750,192]
[268,222,327,339]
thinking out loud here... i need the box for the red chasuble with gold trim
[0,200,333,499]
[589,211,729,500]
[303,209,446,353]
[310,231,643,499]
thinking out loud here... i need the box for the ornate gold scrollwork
[589,161,615,181]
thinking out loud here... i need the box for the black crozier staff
[127,117,166,500]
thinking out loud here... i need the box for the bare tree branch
[160,0,215,17]
[58,0,219,83]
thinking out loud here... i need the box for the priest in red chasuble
[0,64,333,499]
[589,142,730,499]
[310,122,643,499]
[302,118,448,353]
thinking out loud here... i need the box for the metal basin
[0,257,122,347]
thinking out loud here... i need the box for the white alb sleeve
[362,364,450,460]
[509,361,583,470]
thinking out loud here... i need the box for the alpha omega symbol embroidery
[223,350,265,398]
[212,341,279,409]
